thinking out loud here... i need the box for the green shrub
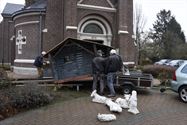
[0,68,11,89]
[12,83,53,109]
[142,65,176,78]
[0,68,5,78]
[141,58,153,65]
[0,83,53,120]
[0,65,11,70]
[0,79,12,89]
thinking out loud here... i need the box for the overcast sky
[0,0,25,21]
[135,0,187,38]
[0,0,187,38]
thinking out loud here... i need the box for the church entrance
[78,16,112,46]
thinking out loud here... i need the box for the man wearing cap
[105,49,123,97]
[92,50,106,95]
[34,51,46,78]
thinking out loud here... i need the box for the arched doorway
[78,16,112,46]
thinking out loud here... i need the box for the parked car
[171,62,187,103]
[166,60,185,68]
[154,59,171,65]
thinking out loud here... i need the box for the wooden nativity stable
[45,38,112,83]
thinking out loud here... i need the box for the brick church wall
[118,0,136,62]
[64,0,78,38]
[0,17,12,64]
[43,0,64,51]
[6,0,136,75]
[14,14,42,60]
[44,0,136,62]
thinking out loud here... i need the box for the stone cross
[16,30,26,54]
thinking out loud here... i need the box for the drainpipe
[8,21,11,65]
[2,21,4,67]
[39,12,42,54]
[12,20,16,66]
[62,0,65,40]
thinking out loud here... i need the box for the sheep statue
[90,90,109,104]
[97,113,116,122]
[115,94,130,109]
[105,98,122,112]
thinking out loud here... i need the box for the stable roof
[44,38,113,57]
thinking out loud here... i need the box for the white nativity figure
[124,94,131,101]
[124,94,131,108]
[115,94,130,109]
[91,90,109,104]
[128,90,140,115]
[105,99,122,113]
[97,113,116,122]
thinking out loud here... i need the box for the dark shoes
[107,94,116,97]
[98,92,104,96]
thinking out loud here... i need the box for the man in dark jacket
[92,50,106,95]
[34,51,46,78]
[105,49,123,97]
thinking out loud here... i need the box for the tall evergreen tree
[150,9,186,59]
[167,17,186,43]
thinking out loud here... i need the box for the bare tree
[25,0,37,7]
[134,3,147,64]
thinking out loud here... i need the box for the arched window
[83,23,103,34]
[78,16,112,46]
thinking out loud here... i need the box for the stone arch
[78,15,112,46]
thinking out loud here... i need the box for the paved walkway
[0,89,187,125]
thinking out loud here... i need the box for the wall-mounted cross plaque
[16,30,26,54]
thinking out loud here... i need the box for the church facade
[0,0,136,75]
